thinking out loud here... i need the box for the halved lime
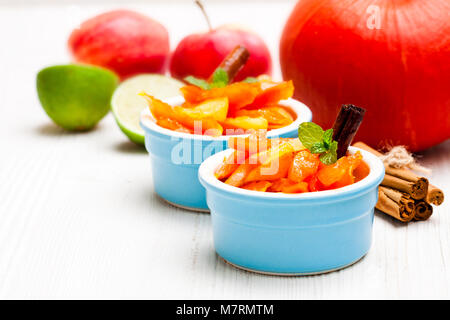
[37,64,118,131]
[111,74,184,145]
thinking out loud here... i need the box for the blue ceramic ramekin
[140,96,312,212]
[199,147,385,275]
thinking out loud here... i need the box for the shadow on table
[114,140,146,154]
[213,250,370,279]
[374,209,410,228]
[34,122,97,136]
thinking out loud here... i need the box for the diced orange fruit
[245,153,293,183]
[242,181,272,192]
[288,150,320,182]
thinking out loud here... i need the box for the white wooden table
[0,0,449,299]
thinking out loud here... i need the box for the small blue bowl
[198,147,385,275]
[140,96,312,212]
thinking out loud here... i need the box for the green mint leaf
[329,140,338,152]
[298,122,324,149]
[319,141,338,165]
[310,142,327,154]
[184,76,211,90]
[211,68,229,88]
[320,150,337,165]
[323,129,333,148]
[242,77,259,83]
[298,122,339,165]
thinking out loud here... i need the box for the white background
[0,0,449,299]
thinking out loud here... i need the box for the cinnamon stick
[208,45,250,83]
[353,142,429,200]
[382,174,428,200]
[376,188,415,222]
[332,104,366,158]
[426,184,444,206]
[413,200,433,221]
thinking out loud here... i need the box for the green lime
[36,64,118,131]
[111,74,184,145]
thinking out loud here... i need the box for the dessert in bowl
[199,140,384,274]
[140,93,312,211]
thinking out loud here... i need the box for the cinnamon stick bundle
[208,45,250,83]
[376,187,415,222]
[353,142,429,200]
[332,105,366,158]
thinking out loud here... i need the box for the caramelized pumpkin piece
[317,151,363,188]
[245,81,294,109]
[215,150,247,180]
[180,82,261,112]
[140,92,177,119]
[267,178,308,193]
[331,152,363,188]
[200,120,224,136]
[288,150,320,182]
[248,139,304,165]
[221,116,268,131]
[173,97,228,122]
[141,92,224,136]
[353,159,370,182]
[242,181,272,192]
[316,159,347,187]
[155,117,192,133]
[228,133,270,155]
[236,106,294,126]
[245,153,293,183]
[281,182,309,194]
[224,163,257,187]
[307,175,322,192]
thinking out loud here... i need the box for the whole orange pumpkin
[280,0,450,151]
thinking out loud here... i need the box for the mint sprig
[242,77,259,83]
[184,68,229,90]
[184,69,261,89]
[298,122,338,165]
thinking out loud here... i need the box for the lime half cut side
[111,74,184,145]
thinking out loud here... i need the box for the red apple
[68,10,170,80]
[170,25,272,82]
